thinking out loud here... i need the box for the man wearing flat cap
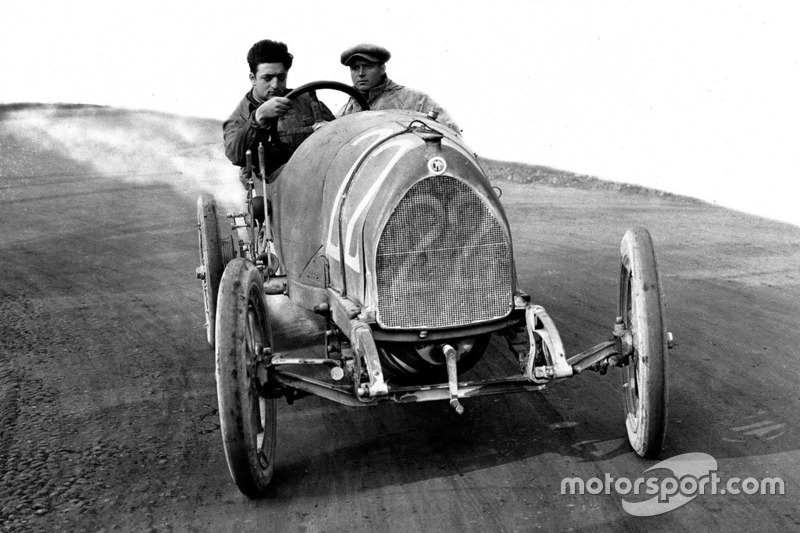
[338,43,460,133]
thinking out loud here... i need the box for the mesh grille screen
[376,177,513,329]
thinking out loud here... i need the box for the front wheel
[618,227,668,457]
[215,259,276,497]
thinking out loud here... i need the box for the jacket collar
[364,77,402,103]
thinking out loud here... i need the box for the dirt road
[2,106,799,532]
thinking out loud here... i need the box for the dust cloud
[1,105,243,213]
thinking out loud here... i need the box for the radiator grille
[376,177,513,329]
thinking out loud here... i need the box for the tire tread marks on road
[0,294,114,532]
[0,296,23,471]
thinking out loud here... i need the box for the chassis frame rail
[270,370,552,407]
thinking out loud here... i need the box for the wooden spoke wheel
[215,259,276,497]
[197,194,224,347]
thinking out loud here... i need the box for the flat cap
[340,43,391,66]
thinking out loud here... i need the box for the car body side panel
[272,112,404,308]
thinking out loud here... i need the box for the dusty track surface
[2,105,799,532]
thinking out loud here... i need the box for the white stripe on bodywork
[324,128,394,261]
[343,138,416,273]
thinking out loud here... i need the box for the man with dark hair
[223,39,334,191]
[338,43,460,133]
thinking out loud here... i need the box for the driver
[337,43,460,133]
[223,39,335,222]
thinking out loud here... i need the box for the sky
[2,0,799,226]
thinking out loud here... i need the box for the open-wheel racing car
[196,81,673,498]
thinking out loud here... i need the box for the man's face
[349,59,385,92]
[250,62,288,102]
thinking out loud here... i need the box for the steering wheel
[284,81,370,111]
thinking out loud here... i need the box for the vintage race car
[196,81,672,498]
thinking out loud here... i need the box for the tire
[215,259,276,497]
[198,194,224,347]
[619,227,668,457]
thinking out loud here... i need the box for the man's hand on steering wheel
[259,82,371,138]
[255,96,293,124]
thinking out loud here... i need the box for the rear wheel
[215,259,276,498]
[197,194,224,347]
[619,227,668,457]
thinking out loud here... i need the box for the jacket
[337,77,460,133]
[223,89,334,177]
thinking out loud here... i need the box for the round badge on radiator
[428,156,447,175]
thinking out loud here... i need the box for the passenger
[223,39,334,222]
[337,43,460,133]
